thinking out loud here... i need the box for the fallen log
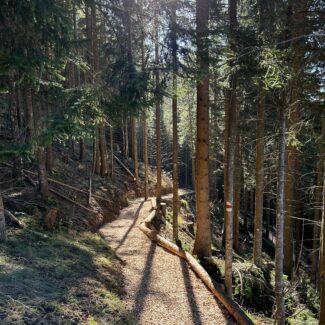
[49,188,97,214]
[139,224,254,325]
[113,154,135,179]
[4,210,27,229]
[4,209,48,238]
[5,164,112,203]
[144,209,157,228]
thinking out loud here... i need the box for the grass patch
[0,219,132,325]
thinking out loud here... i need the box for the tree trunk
[131,117,139,185]
[319,161,325,324]
[233,133,241,251]
[275,97,286,325]
[110,126,114,179]
[224,0,238,297]
[143,116,148,199]
[0,195,6,241]
[46,143,53,173]
[193,0,211,259]
[24,85,34,143]
[9,80,22,178]
[79,138,84,162]
[171,0,178,241]
[154,9,162,203]
[99,126,108,177]
[312,116,324,286]
[253,82,265,267]
[38,148,49,198]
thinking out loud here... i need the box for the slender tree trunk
[131,118,139,185]
[319,161,325,324]
[0,195,6,241]
[38,148,49,198]
[275,97,286,325]
[253,82,265,267]
[188,97,196,191]
[224,0,238,297]
[99,126,108,177]
[233,133,241,251]
[24,85,34,143]
[193,0,211,259]
[110,126,114,179]
[46,143,53,173]
[143,117,149,200]
[154,9,162,203]
[125,117,129,158]
[171,1,178,240]
[79,138,84,162]
[9,80,22,178]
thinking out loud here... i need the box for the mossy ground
[0,216,132,325]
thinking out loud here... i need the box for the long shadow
[132,241,157,319]
[179,258,203,325]
[114,201,144,252]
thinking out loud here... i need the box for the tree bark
[143,116,149,199]
[99,126,108,177]
[253,82,265,267]
[193,0,211,259]
[0,195,6,241]
[319,161,325,324]
[171,0,178,241]
[233,133,241,251]
[224,0,238,297]
[110,126,114,179]
[131,117,139,185]
[23,85,34,143]
[275,97,286,325]
[154,9,162,203]
[46,143,53,173]
[79,138,84,162]
[312,116,324,286]
[38,147,49,198]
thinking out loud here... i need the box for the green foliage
[260,48,291,90]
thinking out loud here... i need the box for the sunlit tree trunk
[193,0,211,259]
[224,0,238,297]
[171,0,178,240]
[143,116,148,199]
[131,117,139,184]
[154,8,162,203]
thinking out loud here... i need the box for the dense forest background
[0,0,324,324]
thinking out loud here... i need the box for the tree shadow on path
[132,241,157,320]
[114,200,144,253]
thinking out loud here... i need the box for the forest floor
[99,194,235,325]
[0,216,133,324]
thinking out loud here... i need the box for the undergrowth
[0,216,132,325]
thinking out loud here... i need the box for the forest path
[99,192,236,325]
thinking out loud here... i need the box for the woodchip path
[99,195,236,325]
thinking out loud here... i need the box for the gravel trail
[100,197,236,325]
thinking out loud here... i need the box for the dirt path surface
[100,196,236,325]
